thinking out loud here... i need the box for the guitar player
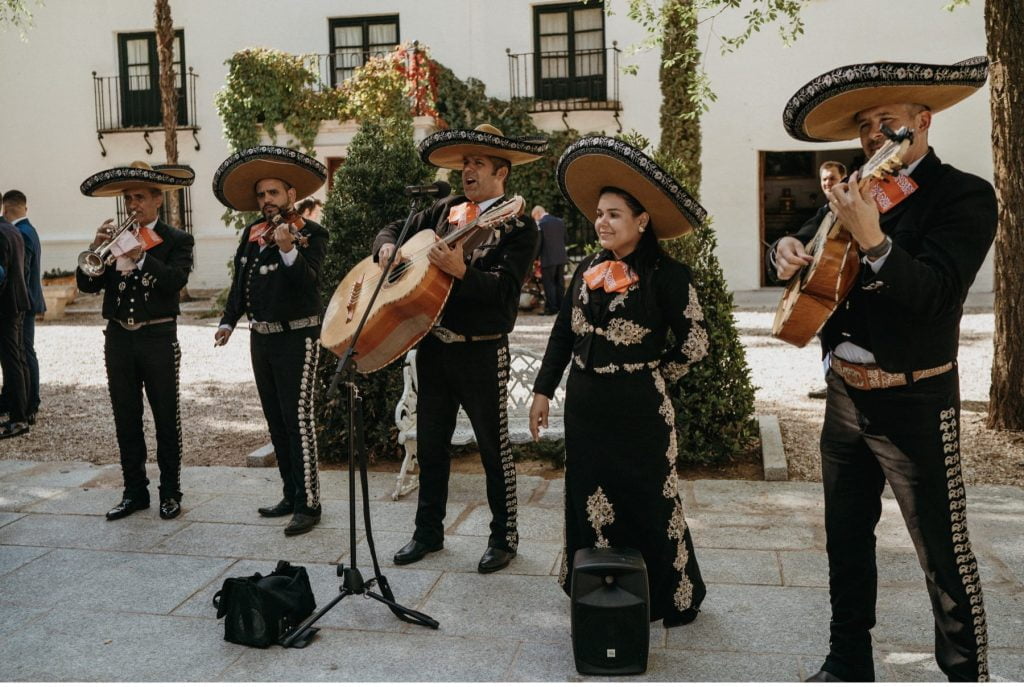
[767,58,996,682]
[373,124,545,575]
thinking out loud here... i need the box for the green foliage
[315,116,434,463]
[0,0,41,39]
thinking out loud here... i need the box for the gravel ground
[3,292,1022,487]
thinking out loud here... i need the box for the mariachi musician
[373,124,546,574]
[77,161,195,521]
[213,146,329,537]
[768,58,995,682]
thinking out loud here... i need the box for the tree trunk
[986,0,1024,429]
[656,0,701,194]
[154,0,190,300]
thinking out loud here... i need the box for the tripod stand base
[285,626,320,649]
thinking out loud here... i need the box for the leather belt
[430,326,503,344]
[249,315,321,335]
[830,356,953,391]
[114,316,175,331]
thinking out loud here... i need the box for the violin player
[213,146,329,537]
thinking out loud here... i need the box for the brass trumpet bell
[77,212,137,277]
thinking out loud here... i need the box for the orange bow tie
[448,201,480,228]
[583,260,639,294]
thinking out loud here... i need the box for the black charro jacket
[220,218,328,328]
[766,149,996,372]
[372,194,540,337]
[76,219,194,321]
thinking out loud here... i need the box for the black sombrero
[418,124,548,169]
[557,136,707,240]
[213,146,327,211]
[783,56,989,142]
[81,161,195,198]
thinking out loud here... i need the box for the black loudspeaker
[570,546,650,675]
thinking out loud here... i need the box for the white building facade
[0,0,991,292]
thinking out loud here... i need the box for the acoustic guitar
[772,129,912,347]
[321,195,526,373]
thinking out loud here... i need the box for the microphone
[404,180,451,197]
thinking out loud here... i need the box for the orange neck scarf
[583,259,639,294]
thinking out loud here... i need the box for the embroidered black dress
[533,244,710,624]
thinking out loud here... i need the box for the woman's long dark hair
[599,186,663,274]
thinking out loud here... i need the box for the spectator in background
[1,190,45,424]
[296,197,323,223]
[0,213,30,439]
[807,161,847,400]
[531,205,569,315]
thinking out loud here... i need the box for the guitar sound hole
[385,265,407,286]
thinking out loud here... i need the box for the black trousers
[541,264,565,314]
[413,333,518,551]
[819,367,988,681]
[0,311,30,421]
[250,326,321,516]
[104,321,182,501]
[23,311,39,414]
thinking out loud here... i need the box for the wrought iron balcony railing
[92,68,200,156]
[507,44,621,114]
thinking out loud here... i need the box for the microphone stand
[282,195,440,648]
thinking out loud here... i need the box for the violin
[251,209,310,248]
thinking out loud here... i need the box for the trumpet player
[77,161,195,521]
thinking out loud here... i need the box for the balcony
[92,68,200,156]
[507,44,621,114]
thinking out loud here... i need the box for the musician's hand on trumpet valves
[90,218,117,251]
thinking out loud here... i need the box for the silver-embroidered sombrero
[783,56,989,142]
[81,161,195,197]
[213,146,327,211]
[557,136,707,240]
[418,123,548,169]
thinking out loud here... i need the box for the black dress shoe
[284,512,320,536]
[159,497,181,520]
[106,497,150,520]
[477,546,516,574]
[258,499,294,518]
[0,421,29,439]
[393,539,442,565]
[805,670,843,682]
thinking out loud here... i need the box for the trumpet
[77,212,137,277]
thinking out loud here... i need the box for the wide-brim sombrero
[81,161,195,198]
[419,124,548,169]
[213,146,327,211]
[783,56,989,142]
[557,136,706,240]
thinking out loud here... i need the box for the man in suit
[374,124,546,574]
[531,205,569,315]
[769,57,994,682]
[77,161,195,520]
[0,214,30,439]
[1,190,46,423]
[213,146,329,537]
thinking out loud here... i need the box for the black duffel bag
[213,560,316,647]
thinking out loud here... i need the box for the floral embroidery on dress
[667,499,694,609]
[572,353,586,370]
[684,284,704,322]
[660,360,691,383]
[603,318,651,346]
[558,548,569,586]
[579,278,589,305]
[623,361,658,373]
[593,362,620,374]
[586,487,615,548]
[608,284,637,312]
[681,322,710,363]
[571,307,593,336]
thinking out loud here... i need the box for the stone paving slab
[0,511,25,528]
[150,521,349,564]
[0,608,245,681]
[1,548,233,615]
[0,461,118,488]
[22,486,218,517]
[0,513,188,552]
[0,544,50,576]
[0,484,65,511]
[216,628,520,682]
[0,459,38,479]
[780,548,1011,588]
[454,503,562,542]
[691,479,823,514]
[688,512,821,550]
[420,571,571,644]
[696,547,782,586]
